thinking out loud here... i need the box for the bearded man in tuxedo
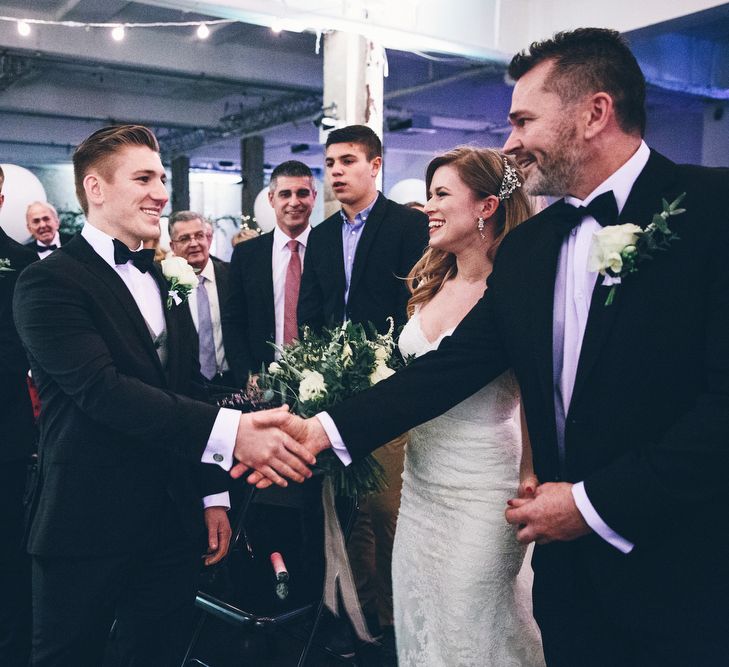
[13,125,314,667]
[252,28,729,666]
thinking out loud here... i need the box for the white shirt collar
[81,223,144,269]
[199,258,215,283]
[565,140,650,214]
[273,224,311,252]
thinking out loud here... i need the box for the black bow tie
[112,239,155,273]
[553,190,620,236]
[35,243,57,252]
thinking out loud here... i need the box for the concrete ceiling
[0,0,727,173]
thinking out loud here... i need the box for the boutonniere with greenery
[0,258,15,278]
[160,256,197,309]
[588,193,685,306]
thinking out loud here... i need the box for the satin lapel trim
[348,194,386,298]
[151,263,175,388]
[571,151,678,407]
[70,237,166,383]
[528,211,565,410]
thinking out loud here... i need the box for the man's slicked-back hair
[269,160,314,191]
[325,124,382,161]
[508,28,646,137]
[73,124,160,214]
[168,210,205,237]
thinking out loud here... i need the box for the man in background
[169,211,235,387]
[298,124,428,650]
[24,201,73,259]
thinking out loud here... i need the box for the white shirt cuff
[201,407,239,471]
[316,412,352,466]
[203,492,231,510]
[572,481,634,554]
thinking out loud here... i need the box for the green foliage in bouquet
[257,318,403,497]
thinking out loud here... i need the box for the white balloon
[253,187,276,233]
[387,178,427,207]
[0,164,48,242]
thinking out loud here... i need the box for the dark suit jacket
[224,232,277,386]
[298,193,428,334]
[0,228,38,463]
[328,151,729,640]
[24,231,75,252]
[13,235,225,557]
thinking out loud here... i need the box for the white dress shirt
[318,141,652,553]
[81,223,236,508]
[187,258,229,374]
[35,231,61,259]
[272,224,311,355]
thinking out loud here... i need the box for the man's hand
[203,506,232,566]
[245,416,332,489]
[229,407,316,487]
[505,482,591,545]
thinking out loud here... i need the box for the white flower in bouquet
[268,361,282,374]
[341,343,353,366]
[373,344,390,363]
[161,256,197,287]
[370,362,395,385]
[588,224,642,276]
[299,369,327,401]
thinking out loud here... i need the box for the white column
[322,31,385,218]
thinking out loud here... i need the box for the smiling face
[85,145,168,248]
[424,164,492,255]
[26,202,60,245]
[169,217,210,270]
[268,175,316,238]
[503,60,585,197]
[325,142,381,214]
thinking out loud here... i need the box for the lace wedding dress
[392,310,545,667]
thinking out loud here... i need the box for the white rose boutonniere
[298,369,327,402]
[268,361,282,374]
[587,194,685,306]
[0,257,15,277]
[161,256,197,309]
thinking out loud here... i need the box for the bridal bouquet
[220,318,403,497]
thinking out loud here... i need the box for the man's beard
[523,121,582,197]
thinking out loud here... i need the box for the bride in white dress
[392,147,545,666]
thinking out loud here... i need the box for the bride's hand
[518,473,539,499]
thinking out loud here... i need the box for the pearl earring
[477,216,486,239]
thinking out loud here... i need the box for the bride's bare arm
[518,400,538,498]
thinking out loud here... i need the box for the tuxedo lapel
[528,207,568,411]
[259,233,276,334]
[571,151,679,406]
[151,264,177,387]
[349,194,386,298]
[65,236,166,385]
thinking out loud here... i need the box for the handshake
[230,407,332,489]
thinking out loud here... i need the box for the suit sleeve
[328,268,510,461]
[13,260,219,463]
[584,199,729,543]
[222,244,256,386]
[297,232,325,332]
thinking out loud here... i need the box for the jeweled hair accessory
[498,157,522,201]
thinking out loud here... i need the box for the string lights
[0,15,236,41]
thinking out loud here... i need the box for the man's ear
[268,190,275,207]
[371,156,382,177]
[84,173,103,208]
[583,92,613,140]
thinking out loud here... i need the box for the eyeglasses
[172,231,206,245]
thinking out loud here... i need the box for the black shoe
[318,614,356,659]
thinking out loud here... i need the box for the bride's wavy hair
[406,147,533,317]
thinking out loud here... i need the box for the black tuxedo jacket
[224,232,277,386]
[329,151,729,637]
[298,193,428,334]
[0,228,38,463]
[13,235,225,557]
[24,230,75,252]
